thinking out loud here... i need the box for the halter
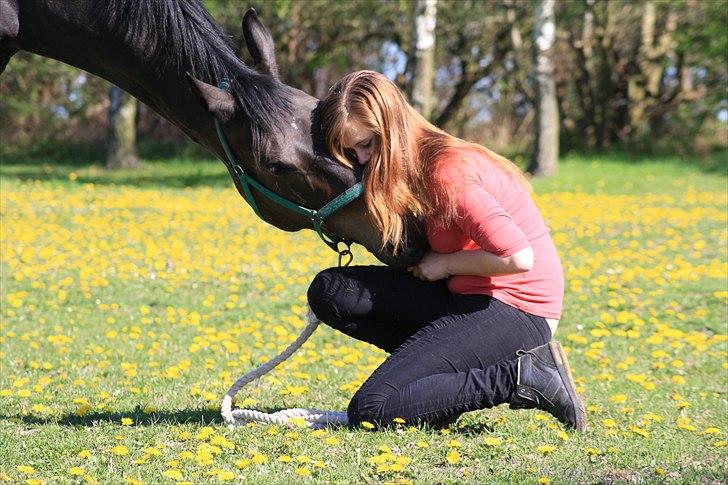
[214,79,363,266]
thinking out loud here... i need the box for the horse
[0,0,428,267]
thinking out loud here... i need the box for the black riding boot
[509,340,587,431]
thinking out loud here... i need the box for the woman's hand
[408,250,451,282]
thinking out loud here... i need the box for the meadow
[0,154,726,484]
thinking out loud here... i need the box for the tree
[528,0,558,176]
[409,0,437,119]
[106,85,139,169]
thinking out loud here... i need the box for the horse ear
[0,0,19,40]
[186,73,236,122]
[0,0,19,74]
[242,8,279,79]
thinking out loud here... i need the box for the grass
[0,153,726,484]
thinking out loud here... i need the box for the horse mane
[94,0,293,159]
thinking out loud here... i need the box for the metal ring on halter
[337,246,353,267]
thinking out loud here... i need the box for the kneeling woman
[308,70,586,431]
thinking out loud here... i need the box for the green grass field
[1,154,726,484]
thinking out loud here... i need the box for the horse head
[187,9,428,268]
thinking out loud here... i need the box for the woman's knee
[347,384,392,427]
[307,267,350,324]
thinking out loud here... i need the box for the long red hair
[320,70,530,253]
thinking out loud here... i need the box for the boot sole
[549,341,587,432]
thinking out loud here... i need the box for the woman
[308,70,586,431]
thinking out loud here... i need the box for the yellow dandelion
[17,465,35,475]
[445,449,461,464]
[538,477,552,485]
[121,417,133,426]
[108,445,129,456]
[360,421,375,429]
[162,469,183,480]
[484,436,503,447]
[324,436,340,446]
[416,441,429,448]
[234,459,251,469]
[295,467,311,477]
[68,467,85,476]
[251,452,267,465]
[536,445,557,454]
[217,470,236,481]
[296,455,312,463]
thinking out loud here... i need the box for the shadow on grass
[4,408,226,427]
[0,167,234,190]
[1,406,321,428]
[0,141,235,190]
[5,408,500,434]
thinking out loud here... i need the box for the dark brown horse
[0,0,427,267]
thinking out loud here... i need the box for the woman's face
[341,119,378,166]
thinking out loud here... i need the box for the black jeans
[307,265,552,427]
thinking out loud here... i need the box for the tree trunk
[627,1,677,140]
[106,85,139,169]
[409,0,437,120]
[527,0,558,177]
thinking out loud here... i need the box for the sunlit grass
[1,156,726,483]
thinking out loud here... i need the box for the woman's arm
[408,246,533,282]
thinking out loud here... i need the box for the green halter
[214,79,363,266]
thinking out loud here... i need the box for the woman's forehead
[341,119,372,147]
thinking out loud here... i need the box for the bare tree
[528,0,558,177]
[106,85,139,169]
[409,0,437,119]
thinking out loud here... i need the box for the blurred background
[1,0,726,173]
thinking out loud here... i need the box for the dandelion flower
[296,467,311,477]
[484,436,502,447]
[446,449,461,464]
[108,445,129,456]
[162,469,183,480]
[17,465,35,475]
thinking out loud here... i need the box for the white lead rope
[220,306,349,428]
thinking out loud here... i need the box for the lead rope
[220,306,348,428]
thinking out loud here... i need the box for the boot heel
[552,341,587,431]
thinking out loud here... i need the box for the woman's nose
[354,147,371,165]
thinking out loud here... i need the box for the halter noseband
[213,79,363,266]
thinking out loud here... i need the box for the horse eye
[267,160,298,175]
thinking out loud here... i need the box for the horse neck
[14,0,221,154]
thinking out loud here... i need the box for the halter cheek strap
[214,79,363,265]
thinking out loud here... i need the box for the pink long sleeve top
[425,147,564,319]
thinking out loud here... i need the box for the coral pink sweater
[425,148,564,319]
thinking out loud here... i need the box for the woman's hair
[320,70,530,253]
